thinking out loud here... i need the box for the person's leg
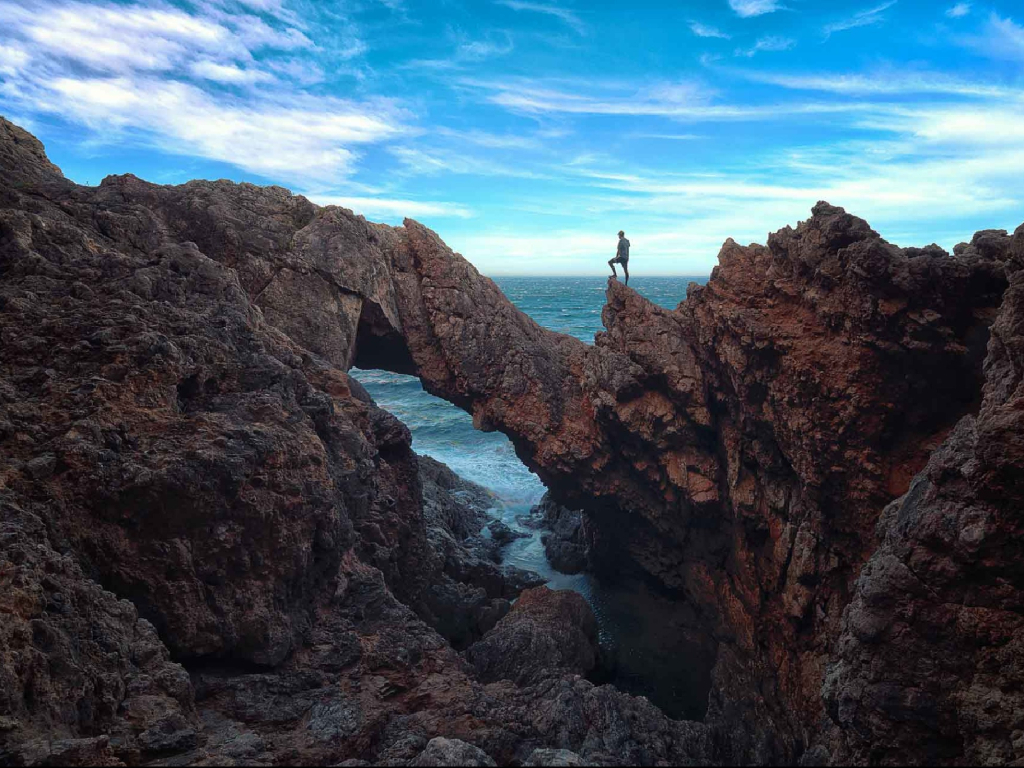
[623,262,629,285]
[608,258,617,278]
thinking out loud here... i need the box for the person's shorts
[611,254,629,265]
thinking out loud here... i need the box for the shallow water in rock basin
[352,276,712,720]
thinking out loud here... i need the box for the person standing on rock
[609,230,630,285]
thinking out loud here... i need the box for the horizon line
[484,273,713,278]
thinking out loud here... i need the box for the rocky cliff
[0,117,715,766]
[1,115,1022,765]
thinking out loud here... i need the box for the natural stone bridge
[4,114,1024,764]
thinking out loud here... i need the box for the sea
[351,275,711,720]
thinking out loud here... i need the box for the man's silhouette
[609,230,630,285]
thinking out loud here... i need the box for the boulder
[465,587,599,685]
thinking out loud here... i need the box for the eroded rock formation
[2,114,1022,765]
[0,117,720,766]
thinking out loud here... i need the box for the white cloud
[403,29,514,70]
[0,0,403,187]
[190,60,273,84]
[735,36,795,57]
[435,127,543,149]
[824,1,898,38]
[856,104,1024,146]
[728,0,784,18]
[0,42,29,76]
[458,34,514,60]
[946,3,970,18]
[21,76,405,183]
[266,58,326,85]
[388,145,550,179]
[495,1,586,34]
[732,69,1015,97]
[558,101,1024,232]
[1,1,239,73]
[690,21,730,39]
[310,195,473,220]
[463,77,879,121]
[973,14,1024,62]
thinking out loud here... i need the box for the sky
[0,0,1022,275]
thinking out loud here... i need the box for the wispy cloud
[43,77,404,182]
[629,132,702,140]
[495,1,586,35]
[388,145,549,179]
[309,195,473,220]
[406,29,514,70]
[0,0,405,185]
[435,127,543,150]
[735,36,795,57]
[962,13,1024,62]
[824,1,898,39]
[463,76,891,121]
[728,0,784,18]
[731,69,1016,97]
[690,21,730,39]
[190,60,274,84]
[946,3,970,18]
[0,42,29,76]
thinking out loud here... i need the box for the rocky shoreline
[2,115,1023,765]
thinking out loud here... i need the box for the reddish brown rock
[2,114,1022,766]
[0,117,720,766]
[371,196,1011,760]
[821,227,1024,766]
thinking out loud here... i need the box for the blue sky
[1,0,1022,275]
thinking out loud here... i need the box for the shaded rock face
[821,248,1024,766]
[2,116,1023,765]
[533,493,589,574]
[415,455,544,649]
[0,501,195,766]
[338,188,1011,757]
[465,587,600,686]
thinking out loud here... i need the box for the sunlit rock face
[2,114,1022,765]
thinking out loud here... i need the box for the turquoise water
[352,275,711,719]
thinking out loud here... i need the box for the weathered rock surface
[0,500,195,766]
[533,493,589,574]
[465,587,600,685]
[415,454,543,649]
[820,234,1024,766]
[0,117,720,766]
[408,736,497,766]
[2,114,1023,765]
[348,188,1012,760]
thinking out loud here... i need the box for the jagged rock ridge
[1,115,1023,765]
[0,117,715,766]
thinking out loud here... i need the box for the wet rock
[534,493,588,574]
[416,455,541,646]
[487,519,528,547]
[465,587,599,685]
[137,714,198,752]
